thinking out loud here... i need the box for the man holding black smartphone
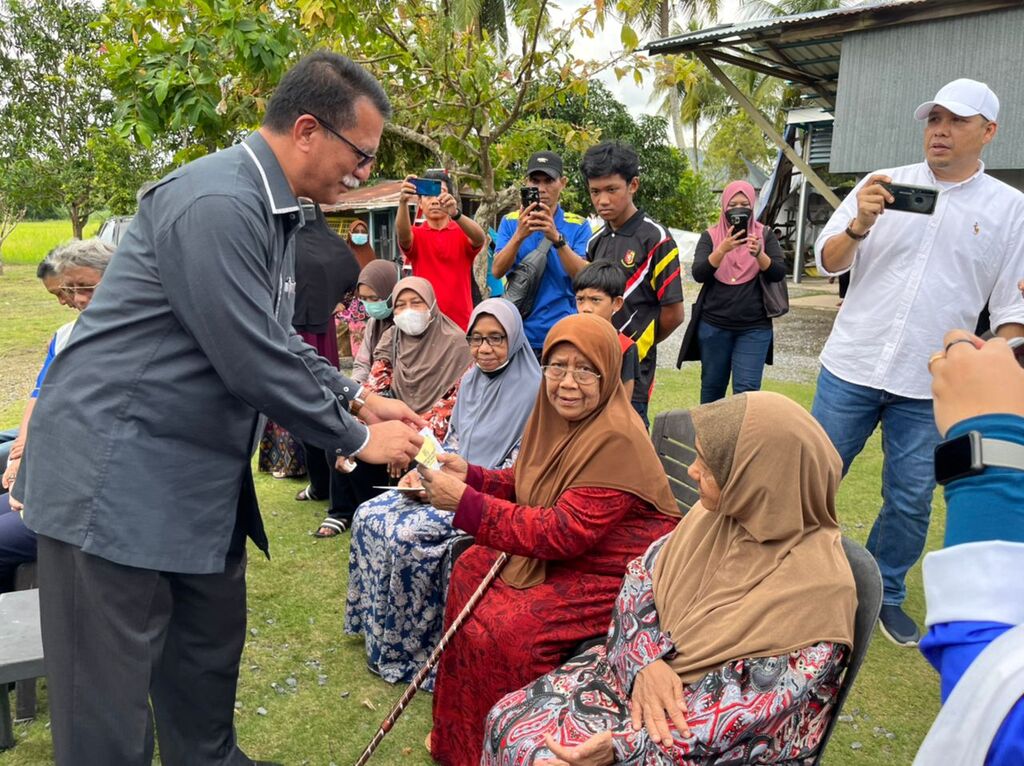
[397,169,486,329]
[811,78,1024,648]
[492,151,592,358]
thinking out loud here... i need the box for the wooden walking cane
[352,551,510,766]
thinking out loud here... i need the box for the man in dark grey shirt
[18,52,423,765]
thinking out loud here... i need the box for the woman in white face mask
[346,298,542,689]
[315,277,472,538]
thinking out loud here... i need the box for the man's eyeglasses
[58,284,99,298]
[306,111,376,169]
[542,364,601,384]
[466,333,507,348]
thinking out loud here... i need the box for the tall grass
[1,219,103,266]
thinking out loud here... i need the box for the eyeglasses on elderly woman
[466,333,507,348]
[541,364,601,385]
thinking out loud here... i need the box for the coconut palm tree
[741,0,848,19]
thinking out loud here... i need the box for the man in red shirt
[396,170,486,329]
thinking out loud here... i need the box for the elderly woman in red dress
[418,313,682,766]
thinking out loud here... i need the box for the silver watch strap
[980,438,1024,471]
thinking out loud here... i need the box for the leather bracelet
[845,223,869,241]
[451,210,463,221]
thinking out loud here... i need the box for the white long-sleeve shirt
[815,161,1024,399]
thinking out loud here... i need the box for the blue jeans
[697,321,773,404]
[811,366,940,606]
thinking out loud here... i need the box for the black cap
[526,151,563,180]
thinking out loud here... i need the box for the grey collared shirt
[20,132,369,574]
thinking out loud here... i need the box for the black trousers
[303,442,332,500]
[325,460,390,525]
[36,535,253,766]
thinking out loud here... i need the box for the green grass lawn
[0,262,942,765]
[1,219,102,266]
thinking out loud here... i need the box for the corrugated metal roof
[649,0,964,53]
[321,180,405,212]
[646,0,1023,111]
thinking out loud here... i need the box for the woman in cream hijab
[483,391,857,766]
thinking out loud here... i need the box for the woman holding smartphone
[679,180,787,404]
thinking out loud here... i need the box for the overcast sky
[562,0,746,121]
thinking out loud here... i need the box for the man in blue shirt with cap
[492,151,593,358]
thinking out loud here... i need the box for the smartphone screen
[412,177,443,197]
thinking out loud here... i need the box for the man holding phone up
[397,170,487,329]
[492,151,593,358]
[812,78,1024,647]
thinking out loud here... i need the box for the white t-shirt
[815,161,1024,399]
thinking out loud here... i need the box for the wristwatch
[934,430,1024,485]
[349,385,369,417]
[844,219,869,241]
[451,209,463,221]
[551,236,567,249]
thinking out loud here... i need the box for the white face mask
[394,308,432,336]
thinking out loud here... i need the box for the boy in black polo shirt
[582,141,685,426]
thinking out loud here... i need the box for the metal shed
[647,0,1024,277]
[648,0,1024,182]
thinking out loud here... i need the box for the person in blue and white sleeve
[915,330,1024,765]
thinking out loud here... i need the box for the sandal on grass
[314,518,347,538]
[295,485,322,502]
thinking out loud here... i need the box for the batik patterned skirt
[344,490,463,692]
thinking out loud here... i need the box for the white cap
[914,78,999,122]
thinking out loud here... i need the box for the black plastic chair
[810,537,883,766]
[650,409,700,516]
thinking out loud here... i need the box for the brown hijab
[652,392,857,684]
[503,314,680,589]
[373,277,472,414]
[346,220,377,269]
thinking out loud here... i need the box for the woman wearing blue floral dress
[345,298,541,689]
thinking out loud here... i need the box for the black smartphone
[520,187,541,208]
[725,208,751,239]
[411,177,443,197]
[879,182,938,215]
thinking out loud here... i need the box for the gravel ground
[659,248,839,385]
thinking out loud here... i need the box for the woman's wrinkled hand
[418,465,466,512]
[535,732,614,766]
[437,453,468,482]
[397,469,429,503]
[630,659,690,747]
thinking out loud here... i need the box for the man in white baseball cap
[810,76,1024,648]
[914,77,1000,122]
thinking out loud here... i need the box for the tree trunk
[70,206,85,239]
[691,122,700,169]
[669,89,686,151]
[659,2,686,151]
